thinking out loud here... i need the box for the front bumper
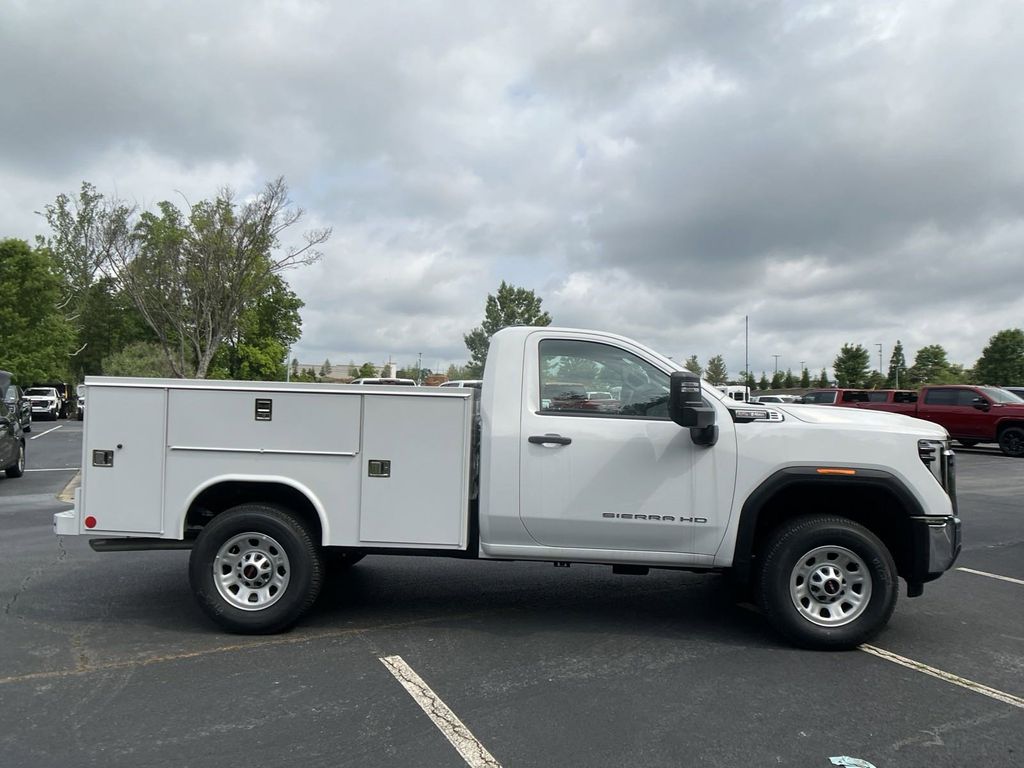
[907,515,962,588]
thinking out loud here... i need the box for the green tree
[833,344,870,387]
[0,239,74,382]
[887,340,908,388]
[102,341,176,377]
[47,177,330,378]
[704,355,728,386]
[397,365,433,381]
[445,363,474,381]
[817,369,830,387]
[291,358,299,378]
[783,369,795,388]
[208,275,303,381]
[356,362,377,378]
[739,370,756,389]
[320,358,332,378]
[799,368,811,388]
[72,277,153,379]
[684,355,702,375]
[865,370,887,389]
[907,344,955,385]
[758,372,770,390]
[36,182,133,362]
[974,329,1024,385]
[770,370,784,389]
[464,281,551,376]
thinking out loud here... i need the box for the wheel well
[996,420,1024,436]
[744,482,916,584]
[184,481,324,543]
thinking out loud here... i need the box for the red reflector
[816,468,857,476]
[84,516,97,529]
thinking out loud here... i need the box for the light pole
[772,355,780,375]
[417,352,423,385]
[876,343,883,378]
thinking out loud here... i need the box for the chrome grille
[918,439,957,511]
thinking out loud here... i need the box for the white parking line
[860,645,1024,710]
[29,425,63,440]
[956,567,1024,587]
[380,655,501,768]
[25,468,80,473]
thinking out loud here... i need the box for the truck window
[803,391,837,404]
[923,389,961,406]
[538,339,670,418]
[892,391,918,403]
[840,391,869,403]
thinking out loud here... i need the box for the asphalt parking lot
[1,421,1021,767]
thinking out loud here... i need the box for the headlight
[918,439,957,505]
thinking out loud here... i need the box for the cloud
[2,0,1023,378]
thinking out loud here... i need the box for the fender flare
[177,473,330,543]
[730,467,925,584]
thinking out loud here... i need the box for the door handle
[528,434,572,446]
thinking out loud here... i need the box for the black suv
[0,371,26,479]
[4,381,31,432]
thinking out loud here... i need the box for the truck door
[919,387,991,439]
[519,335,726,554]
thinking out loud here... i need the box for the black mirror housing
[669,371,718,446]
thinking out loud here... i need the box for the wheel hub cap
[790,545,872,627]
[213,532,291,611]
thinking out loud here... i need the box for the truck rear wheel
[998,427,1024,458]
[759,516,897,650]
[189,503,323,634]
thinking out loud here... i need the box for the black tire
[188,503,323,634]
[957,440,978,448]
[324,549,366,571]
[998,427,1024,458]
[758,515,897,650]
[5,442,25,478]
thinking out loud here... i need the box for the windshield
[25,388,55,396]
[981,386,1024,403]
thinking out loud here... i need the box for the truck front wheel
[189,503,323,634]
[759,516,897,650]
[998,427,1024,458]
[5,442,25,478]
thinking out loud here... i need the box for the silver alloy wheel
[790,545,871,627]
[17,444,24,473]
[213,532,291,611]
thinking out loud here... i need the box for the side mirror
[669,371,718,447]
[972,397,990,411]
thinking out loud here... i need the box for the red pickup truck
[818,385,1024,457]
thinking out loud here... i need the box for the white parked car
[439,380,483,389]
[24,387,61,420]
[349,378,416,386]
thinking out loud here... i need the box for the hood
[775,403,948,438]
[990,402,1024,414]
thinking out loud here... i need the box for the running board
[89,537,195,552]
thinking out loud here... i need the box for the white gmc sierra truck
[54,326,961,649]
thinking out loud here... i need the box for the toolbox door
[82,387,166,534]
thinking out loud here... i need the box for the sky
[2,0,1023,379]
